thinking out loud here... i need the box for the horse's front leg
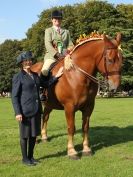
[82,103,94,156]
[41,107,52,142]
[64,104,79,160]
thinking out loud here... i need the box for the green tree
[0,40,22,92]
[116,4,133,76]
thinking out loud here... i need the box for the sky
[0,0,132,44]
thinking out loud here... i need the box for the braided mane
[70,31,104,54]
[64,31,104,70]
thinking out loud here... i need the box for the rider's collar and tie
[53,26,61,34]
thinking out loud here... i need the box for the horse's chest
[80,83,98,99]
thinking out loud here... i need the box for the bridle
[74,46,121,87]
[102,47,121,79]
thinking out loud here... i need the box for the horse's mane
[70,31,104,54]
[64,31,104,70]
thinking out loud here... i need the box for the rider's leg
[40,59,55,101]
[41,59,55,76]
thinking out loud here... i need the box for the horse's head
[98,33,123,92]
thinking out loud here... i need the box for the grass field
[0,98,133,177]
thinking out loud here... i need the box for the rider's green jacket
[44,26,74,61]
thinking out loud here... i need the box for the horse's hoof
[68,155,80,160]
[82,151,92,157]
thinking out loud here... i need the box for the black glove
[54,52,65,59]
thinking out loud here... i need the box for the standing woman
[11,51,63,166]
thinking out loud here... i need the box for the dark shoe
[22,159,36,166]
[30,157,40,164]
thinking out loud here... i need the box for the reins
[74,64,105,86]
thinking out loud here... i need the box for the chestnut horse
[31,33,122,159]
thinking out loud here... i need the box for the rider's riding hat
[51,10,63,20]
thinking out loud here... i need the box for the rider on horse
[41,10,74,76]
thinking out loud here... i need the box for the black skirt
[19,112,41,138]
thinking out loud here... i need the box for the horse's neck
[73,41,103,75]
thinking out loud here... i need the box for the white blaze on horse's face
[106,48,122,91]
[103,33,122,92]
[108,76,120,91]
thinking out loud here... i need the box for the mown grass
[0,98,133,177]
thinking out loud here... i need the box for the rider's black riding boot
[39,73,50,102]
[40,90,47,102]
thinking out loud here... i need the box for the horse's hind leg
[41,107,52,142]
[64,104,79,160]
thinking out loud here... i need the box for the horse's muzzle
[108,79,120,92]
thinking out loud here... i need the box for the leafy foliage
[0,40,22,92]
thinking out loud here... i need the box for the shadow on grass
[38,151,67,160]
[48,133,67,142]
[36,132,67,144]
[90,125,133,152]
[38,125,133,160]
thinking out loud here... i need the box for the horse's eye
[106,59,114,65]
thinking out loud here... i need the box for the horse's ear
[103,34,110,43]
[116,32,121,46]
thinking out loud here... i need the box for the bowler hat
[51,10,63,19]
[16,51,33,64]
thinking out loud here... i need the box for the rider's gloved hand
[54,52,65,59]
